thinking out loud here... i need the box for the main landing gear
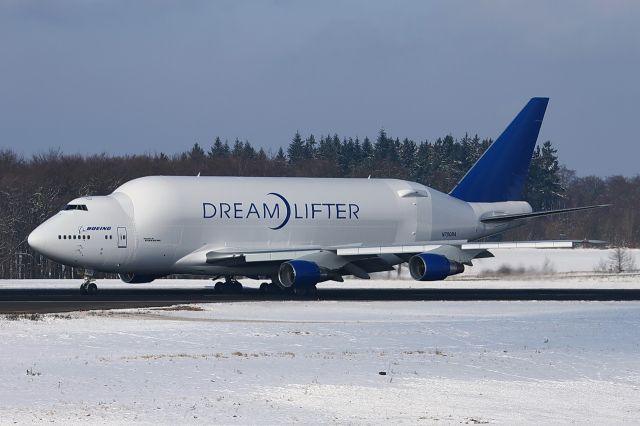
[258,279,317,297]
[292,285,317,297]
[213,277,243,294]
[259,281,282,294]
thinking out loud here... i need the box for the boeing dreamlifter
[28,98,605,294]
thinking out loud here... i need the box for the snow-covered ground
[461,248,639,276]
[1,249,639,424]
[1,300,639,424]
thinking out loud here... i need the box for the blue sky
[1,0,638,176]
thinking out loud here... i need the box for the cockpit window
[63,204,88,211]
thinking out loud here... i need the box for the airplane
[27,97,606,295]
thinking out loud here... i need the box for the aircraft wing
[174,239,603,278]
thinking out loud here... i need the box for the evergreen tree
[232,138,244,158]
[317,134,339,162]
[338,137,356,175]
[523,141,563,209]
[304,134,317,160]
[242,141,255,159]
[352,137,362,163]
[361,137,373,161]
[373,128,399,163]
[275,147,287,162]
[399,138,416,167]
[208,137,229,159]
[414,141,431,184]
[188,143,205,161]
[287,131,305,165]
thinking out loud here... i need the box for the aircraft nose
[27,226,46,253]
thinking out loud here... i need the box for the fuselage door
[117,227,128,248]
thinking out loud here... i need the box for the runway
[1,287,640,313]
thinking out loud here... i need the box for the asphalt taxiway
[1,287,640,313]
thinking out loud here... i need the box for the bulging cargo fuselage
[26,175,531,277]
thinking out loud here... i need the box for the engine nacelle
[119,273,157,284]
[408,253,465,281]
[278,260,324,288]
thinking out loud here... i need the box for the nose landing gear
[80,270,98,295]
[80,281,98,295]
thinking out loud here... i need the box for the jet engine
[119,273,157,284]
[278,260,326,288]
[408,253,464,281]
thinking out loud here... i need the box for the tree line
[0,130,633,279]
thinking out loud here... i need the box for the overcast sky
[1,1,638,176]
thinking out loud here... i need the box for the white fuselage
[27,176,531,277]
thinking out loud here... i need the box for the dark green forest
[0,130,636,279]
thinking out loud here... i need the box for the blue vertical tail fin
[449,97,549,202]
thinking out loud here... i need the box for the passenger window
[87,235,90,240]
[58,235,61,239]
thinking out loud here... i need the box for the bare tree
[596,246,637,273]
[610,246,636,273]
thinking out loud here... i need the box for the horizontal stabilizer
[480,204,609,223]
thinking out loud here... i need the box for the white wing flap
[462,241,573,249]
[337,245,442,256]
[244,250,321,262]
[461,240,599,249]
[338,239,599,256]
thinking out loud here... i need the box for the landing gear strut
[213,277,243,294]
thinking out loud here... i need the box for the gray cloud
[0,0,638,176]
